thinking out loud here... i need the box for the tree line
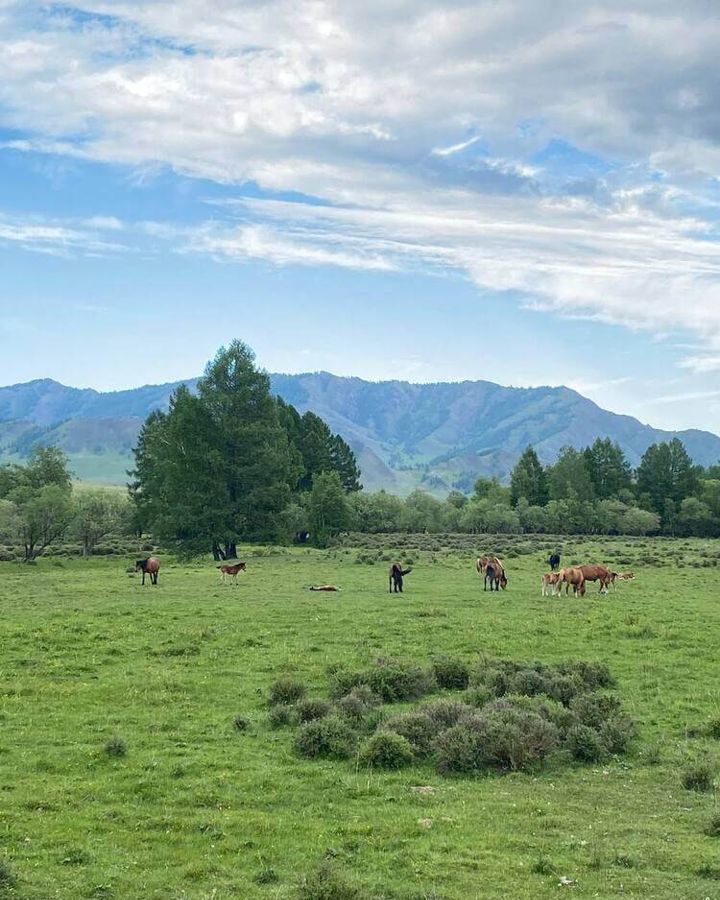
[3,341,720,558]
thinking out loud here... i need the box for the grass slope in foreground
[0,538,719,898]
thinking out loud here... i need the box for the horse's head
[135,559,146,572]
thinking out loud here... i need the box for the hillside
[1,375,719,492]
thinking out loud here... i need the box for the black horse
[389,563,412,593]
[547,553,561,572]
[294,531,311,544]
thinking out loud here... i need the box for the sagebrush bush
[269,677,307,706]
[297,698,333,723]
[360,731,414,769]
[465,686,493,708]
[269,704,296,729]
[104,736,127,758]
[382,711,437,756]
[566,725,605,762]
[599,716,637,754]
[327,669,366,699]
[232,714,251,732]
[432,656,470,690]
[436,706,559,773]
[420,698,472,731]
[295,717,357,760]
[570,692,622,729]
[366,658,436,703]
[0,858,16,889]
[682,762,715,793]
[704,812,720,837]
[297,861,363,900]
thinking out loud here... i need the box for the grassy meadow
[1,536,720,899]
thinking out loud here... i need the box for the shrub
[570,693,623,729]
[382,712,437,757]
[465,686,493,708]
[420,698,472,731]
[254,867,280,884]
[268,704,296,729]
[270,677,306,706]
[335,685,380,723]
[708,718,720,739]
[232,714,251,732]
[704,812,720,837]
[682,762,715,793]
[297,699,333,723]
[507,668,553,698]
[0,858,16,889]
[295,717,357,760]
[560,661,615,691]
[327,669,366,699]
[599,716,637,754]
[432,656,470,690]
[104,736,127,758]
[297,861,363,900]
[435,707,559,774]
[359,732,414,769]
[566,725,605,762]
[366,658,435,703]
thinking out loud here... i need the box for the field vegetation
[1,536,719,898]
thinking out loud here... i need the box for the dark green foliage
[510,446,549,507]
[232,714,251,732]
[295,717,357,760]
[359,731,414,769]
[637,438,701,519]
[104,736,127,758]
[570,693,623,729]
[366,658,436,703]
[432,656,470,690]
[309,471,351,546]
[268,705,296,729]
[269,677,307,706]
[697,863,720,881]
[382,711,437,756]
[0,858,16,889]
[296,861,363,900]
[334,686,380,723]
[254,867,280,885]
[584,438,632,500]
[599,716,637,754]
[297,698,333,723]
[531,855,555,875]
[420,698,472,731]
[704,813,720,837]
[681,762,715,792]
[435,706,559,773]
[566,725,605,762]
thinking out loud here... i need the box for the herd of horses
[134,551,635,598]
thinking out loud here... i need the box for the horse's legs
[141,570,146,586]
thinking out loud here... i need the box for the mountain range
[1,374,719,494]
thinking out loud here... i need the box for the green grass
[1,538,720,898]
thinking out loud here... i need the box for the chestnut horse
[218,561,246,584]
[136,556,160,585]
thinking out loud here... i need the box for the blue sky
[1,1,720,433]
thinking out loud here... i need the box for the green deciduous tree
[308,471,350,546]
[73,489,129,556]
[548,447,595,502]
[636,439,701,517]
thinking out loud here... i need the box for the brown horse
[541,572,560,596]
[309,584,341,592]
[476,555,503,576]
[136,556,160,585]
[557,566,585,596]
[484,562,507,591]
[578,564,613,594]
[389,563,412,593]
[218,561,246,584]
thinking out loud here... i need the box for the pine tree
[510,446,549,506]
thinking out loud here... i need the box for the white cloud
[1,1,720,359]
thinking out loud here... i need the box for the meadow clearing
[0,535,719,899]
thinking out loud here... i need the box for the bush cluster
[275,653,635,777]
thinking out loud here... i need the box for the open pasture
[1,536,720,899]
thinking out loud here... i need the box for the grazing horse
[136,556,160,586]
[218,561,246,584]
[484,563,508,592]
[578,564,613,594]
[389,563,412,593]
[547,553,561,572]
[541,572,560,596]
[556,567,585,596]
[476,555,503,576]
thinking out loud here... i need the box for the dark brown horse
[389,563,412,593]
[136,556,160,585]
[218,561,246,584]
[484,563,507,592]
